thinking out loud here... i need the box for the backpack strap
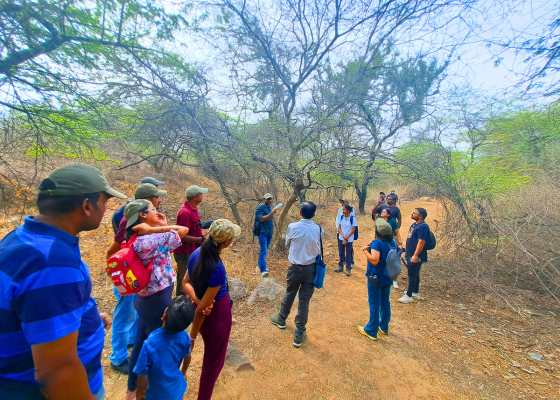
[319,226,324,260]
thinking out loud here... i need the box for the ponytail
[192,236,222,300]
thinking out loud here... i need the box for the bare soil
[3,195,559,399]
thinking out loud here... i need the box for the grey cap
[140,177,165,186]
[124,199,152,228]
[339,198,350,203]
[135,183,167,199]
[185,185,208,197]
[38,164,126,199]
[263,193,273,200]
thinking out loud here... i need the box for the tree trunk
[271,192,298,251]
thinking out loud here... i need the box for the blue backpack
[340,215,358,240]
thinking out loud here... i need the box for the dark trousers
[279,264,316,333]
[338,239,353,269]
[174,253,190,296]
[406,260,422,297]
[128,285,173,391]
[198,294,232,400]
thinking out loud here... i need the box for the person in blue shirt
[133,296,195,400]
[0,164,127,400]
[358,219,396,340]
[254,193,277,277]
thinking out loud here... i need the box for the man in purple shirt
[105,183,167,374]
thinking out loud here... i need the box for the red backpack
[107,234,153,295]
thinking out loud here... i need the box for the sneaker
[351,263,355,268]
[392,280,399,288]
[398,294,413,303]
[411,292,424,300]
[270,315,286,329]
[346,269,351,277]
[378,327,389,335]
[334,266,343,273]
[111,358,130,374]
[261,270,269,278]
[357,326,377,341]
[293,331,307,348]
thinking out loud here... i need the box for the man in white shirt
[270,201,323,349]
[335,205,358,276]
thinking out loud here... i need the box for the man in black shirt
[399,207,431,304]
[373,194,402,227]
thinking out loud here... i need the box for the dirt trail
[99,199,559,400]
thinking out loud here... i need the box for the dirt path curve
[102,199,473,400]
[184,200,470,400]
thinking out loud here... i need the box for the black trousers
[174,253,190,296]
[406,260,422,297]
[279,264,316,333]
[338,238,353,269]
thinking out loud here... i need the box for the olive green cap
[39,164,126,199]
[135,183,167,199]
[185,185,208,197]
[124,199,152,228]
[375,218,393,236]
[208,219,241,243]
[263,193,273,200]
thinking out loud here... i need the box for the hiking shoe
[334,266,343,273]
[398,294,413,303]
[111,358,130,374]
[357,326,377,341]
[351,263,355,268]
[346,269,351,277]
[293,331,307,348]
[392,280,399,288]
[261,270,269,278]
[378,327,389,335]
[412,292,424,300]
[270,315,286,329]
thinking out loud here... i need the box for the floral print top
[132,230,181,297]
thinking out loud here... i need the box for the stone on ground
[227,277,248,300]
[225,344,255,372]
[246,278,285,306]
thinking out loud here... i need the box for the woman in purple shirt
[182,219,240,400]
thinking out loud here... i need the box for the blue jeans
[364,281,391,337]
[110,286,139,365]
[258,234,272,272]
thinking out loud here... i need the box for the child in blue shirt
[133,296,195,400]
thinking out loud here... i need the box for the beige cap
[208,219,241,243]
[185,185,208,197]
[375,218,393,236]
[263,193,273,199]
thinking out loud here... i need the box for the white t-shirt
[338,214,358,242]
[335,207,355,229]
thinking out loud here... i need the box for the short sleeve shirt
[338,215,358,242]
[366,239,396,286]
[174,202,203,255]
[405,222,430,263]
[0,217,104,394]
[133,328,191,400]
[133,231,182,297]
[187,248,228,301]
[387,219,400,236]
[378,205,402,221]
[255,204,274,237]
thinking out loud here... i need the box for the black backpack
[340,215,358,240]
[419,222,436,250]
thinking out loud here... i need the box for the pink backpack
[107,234,153,295]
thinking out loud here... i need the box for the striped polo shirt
[0,216,104,395]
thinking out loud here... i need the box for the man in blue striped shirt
[0,164,126,400]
